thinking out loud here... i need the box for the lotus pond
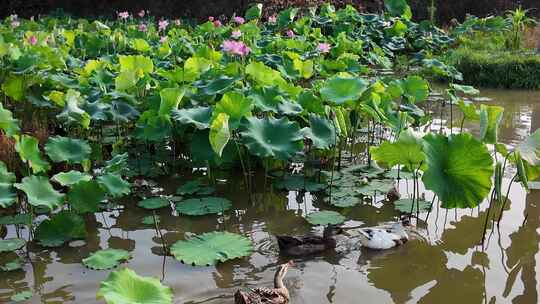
[1,1,539,303]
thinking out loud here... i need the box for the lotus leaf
[175,197,231,216]
[422,133,493,208]
[98,174,131,198]
[11,291,32,302]
[248,86,284,113]
[105,153,129,174]
[0,161,15,183]
[274,175,326,192]
[356,179,394,195]
[326,192,361,207]
[15,135,50,173]
[137,197,170,210]
[394,198,432,213]
[97,268,173,304]
[170,231,253,266]
[196,75,239,96]
[68,180,107,214]
[118,55,154,75]
[15,176,64,210]
[0,214,31,225]
[34,211,86,247]
[450,84,479,95]
[1,75,24,101]
[0,183,16,208]
[245,3,263,20]
[83,249,131,270]
[172,107,212,129]
[176,180,215,196]
[209,113,230,157]
[0,238,25,253]
[245,62,286,87]
[384,0,412,19]
[306,211,346,226]
[56,89,91,129]
[240,116,303,160]
[51,171,92,186]
[277,100,303,115]
[479,105,504,144]
[45,136,91,164]
[142,215,160,225]
[301,114,336,149]
[370,129,425,171]
[214,91,252,129]
[320,77,369,104]
[0,257,23,271]
[401,76,429,103]
[159,87,186,117]
[0,103,20,136]
[516,129,540,165]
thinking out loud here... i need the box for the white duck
[351,220,410,250]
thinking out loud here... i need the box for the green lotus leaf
[135,112,171,142]
[190,129,218,164]
[306,211,346,226]
[97,268,173,304]
[320,77,369,105]
[516,129,540,166]
[159,87,186,117]
[0,214,31,225]
[98,174,131,198]
[115,70,138,91]
[274,175,326,192]
[68,180,107,214]
[176,180,215,196]
[172,106,212,129]
[248,86,284,113]
[0,257,23,272]
[15,176,64,211]
[301,114,336,150]
[170,231,253,266]
[479,105,504,144]
[457,99,480,121]
[10,291,32,302]
[326,193,361,207]
[277,7,298,28]
[15,135,50,174]
[298,91,325,115]
[0,183,16,208]
[83,249,131,270]
[277,100,303,115]
[0,238,25,253]
[370,129,425,171]
[401,76,429,103]
[355,179,394,196]
[1,75,25,101]
[105,153,129,175]
[130,38,151,52]
[175,197,231,216]
[51,171,92,186]
[342,163,386,178]
[196,75,239,96]
[245,3,263,20]
[450,84,479,95]
[34,211,86,247]
[118,55,154,75]
[0,161,15,184]
[137,197,170,210]
[142,215,160,225]
[240,116,304,160]
[246,62,286,87]
[0,103,20,136]
[384,0,412,19]
[45,136,91,164]
[214,91,252,129]
[422,133,494,209]
[394,198,432,213]
[209,113,230,157]
[383,169,414,180]
[56,89,91,129]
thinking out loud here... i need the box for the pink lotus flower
[208,16,215,22]
[231,30,242,39]
[317,42,331,54]
[118,11,130,20]
[158,19,169,31]
[221,40,251,57]
[28,35,37,45]
[174,19,181,26]
[160,36,168,43]
[233,16,245,24]
[138,23,148,32]
[138,10,146,18]
[286,29,295,38]
[268,15,277,24]
[213,20,222,27]
[11,20,20,28]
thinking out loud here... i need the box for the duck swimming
[352,220,410,250]
[276,225,343,256]
[234,261,293,304]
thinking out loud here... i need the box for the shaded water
[1,88,539,304]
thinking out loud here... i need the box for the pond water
[1,88,539,304]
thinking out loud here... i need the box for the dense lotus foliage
[0,0,539,301]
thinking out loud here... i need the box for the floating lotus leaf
[175,197,231,216]
[306,211,346,226]
[383,169,414,180]
[301,114,336,150]
[274,175,326,192]
[15,176,64,211]
[516,129,540,166]
[0,183,16,208]
[98,174,131,198]
[83,249,131,270]
[326,192,361,207]
[51,171,92,186]
[342,163,386,178]
[0,257,23,272]
[170,231,253,266]
[97,268,173,304]
[11,291,32,302]
[34,211,86,247]
[241,116,303,160]
[45,136,91,164]
[15,135,50,173]
[172,106,212,129]
[68,180,107,214]
[0,103,20,136]
[394,199,432,213]
[137,197,170,210]
[356,179,394,195]
[320,77,369,104]
[370,129,425,171]
[422,133,493,208]
[0,214,31,225]
[0,238,25,253]
[142,215,160,225]
[176,180,215,196]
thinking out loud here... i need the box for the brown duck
[234,261,293,304]
[276,225,343,256]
